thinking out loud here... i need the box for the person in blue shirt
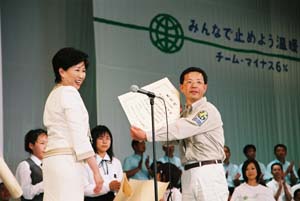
[223,145,239,200]
[123,140,152,180]
[158,144,183,171]
[267,144,298,186]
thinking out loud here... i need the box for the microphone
[130,85,156,98]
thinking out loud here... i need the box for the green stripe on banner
[94,17,300,62]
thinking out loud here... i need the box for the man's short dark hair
[52,47,89,83]
[179,67,208,84]
[271,162,283,171]
[131,140,140,149]
[243,144,256,156]
[294,189,300,199]
[274,144,287,153]
[24,129,47,154]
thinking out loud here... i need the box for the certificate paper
[0,157,23,199]
[114,174,169,201]
[118,77,180,132]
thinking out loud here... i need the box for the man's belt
[184,160,222,171]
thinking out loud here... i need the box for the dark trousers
[84,192,115,201]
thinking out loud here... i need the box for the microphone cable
[157,96,172,191]
[157,96,169,153]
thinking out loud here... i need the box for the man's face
[224,147,231,160]
[271,165,284,180]
[295,191,300,201]
[134,141,146,153]
[163,145,174,157]
[180,71,207,105]
[275,147,286,160]
[246,148,256,160]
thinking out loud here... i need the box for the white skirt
[43,155,85,201]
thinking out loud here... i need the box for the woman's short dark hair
[179,67,208,84]
[242,159,262,184]
[52,47,89,83]
[24,129,47,154]
[91,125,114,161]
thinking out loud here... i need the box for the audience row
[0,127,298,201]
[224,144,300,201]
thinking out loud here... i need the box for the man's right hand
[130,126,147,141]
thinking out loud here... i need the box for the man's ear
[203,84,208,94]
[179,84,184,93]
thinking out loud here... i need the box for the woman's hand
[109,180,121,191]
[86,156,104,194]
[93,172,104,194]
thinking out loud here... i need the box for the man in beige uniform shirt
[131,67,228,201]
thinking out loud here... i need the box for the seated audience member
[293,189,300,201]
[158,143,182,188]
[158,144,183,171]
[123,140,152,180]
[149,161,163,178]
[267,163,292,201]
[223,145,240,200]
[238,144,272,183]
[267,144,298,186]
[84,125,123,201]
[231,159,275,201]
[157,163,182,201]
[0,182,11,201]
[15,129,48,201]
[293,184,300,197]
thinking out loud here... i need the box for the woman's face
[96,132,111,154]
[245,162,257,182]
[59,61,86,90]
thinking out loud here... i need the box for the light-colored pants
[182,163,228,201]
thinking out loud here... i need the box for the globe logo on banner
[149,14,184,53]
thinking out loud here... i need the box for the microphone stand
[149,96,158,201]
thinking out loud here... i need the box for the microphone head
[130,85,139,92]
